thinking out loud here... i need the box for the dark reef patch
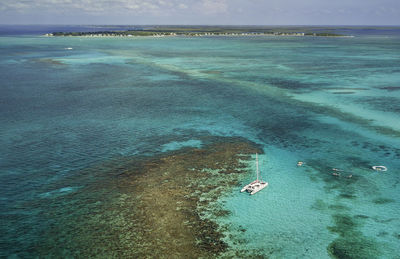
[327,214,380,259]
[329,204,350,211]
[328,237,378,259]
[304,159,360,194]
[31,136,263,258]
[328,214,357,236]
[339,192,357,199]
[294,97,400,138]
[379,86,400,91]
[345,156,372,169]
[372,217,396,224]
[325,87,369,91]
[354,214,369,219]
[305,161,382,258]
[265,77,326,92]
[332,91,356,94]
[355,96,400,113]
[372,197,395,204]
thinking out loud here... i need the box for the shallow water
[1,27,400,258]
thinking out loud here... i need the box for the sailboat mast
[256,153,259,181]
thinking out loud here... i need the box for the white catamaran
[241,153,268,195]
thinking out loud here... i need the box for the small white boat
[65,47,73,50]
[297,161,304,166]
[241,153,268,195]
[372,165,387,172]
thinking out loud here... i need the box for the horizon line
[1,24,400,27]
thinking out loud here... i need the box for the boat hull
[241,181,268,195]
[372,165,387,172]
[250,182,268,195]
[240,180,259,192]
[241,153,268,195]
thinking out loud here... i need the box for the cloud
[1,0,399,25]
[0,0,190,15]
[0,0,234,16]
[197,0,228,15]
[178,3,188,9]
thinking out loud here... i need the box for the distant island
[45,26,349,37]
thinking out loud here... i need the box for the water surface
[1,26,400,258]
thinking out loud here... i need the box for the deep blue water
[0,25,400,258]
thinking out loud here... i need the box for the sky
[0,0,399,25]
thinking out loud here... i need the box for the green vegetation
[304,32,346,37]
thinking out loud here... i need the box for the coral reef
[35,136,262,257]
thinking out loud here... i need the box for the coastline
[44,26,350,38]
[44,33,352,38]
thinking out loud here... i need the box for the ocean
[0,25,399,258]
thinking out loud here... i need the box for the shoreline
[44,27,350,38]
[44,33,353,38]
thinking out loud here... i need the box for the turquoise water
[1,28,400,258]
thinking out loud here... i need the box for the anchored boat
[241,153,268,195]
[372,165,387,172]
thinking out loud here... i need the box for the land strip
[46,25,348,37]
